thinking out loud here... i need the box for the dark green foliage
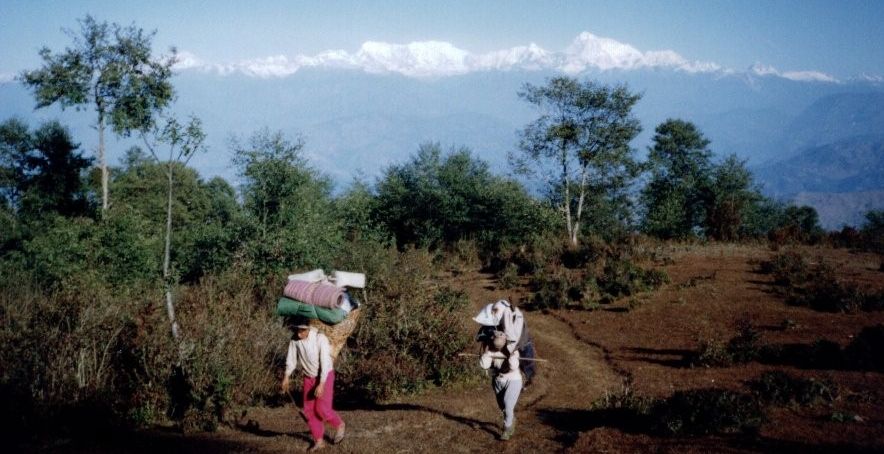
[641,119,712,239]
[596,257,669,301]
[530,265,580,309]
[514,77,643,244]
[750,371,838,406]
[589,385,763,437]
[528,240,668,309]
[11,211,160,288]
[693,338,733,367]
[0,119,93,220]
[20,15,175,211]
[332,245,474,400]
[704,155,764,241]
[860,210,884,253]
[112,148,242,282]
[759,251,810,286]
[232,129,343,276]
[759,252,882,312]
[693,316,762,367]
[20,16,175,131]
[844,324,884,372]
[652,388,763,436]
[727,316,763,363]
[374,143,553,251]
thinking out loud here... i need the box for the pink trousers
[302,371,343,442]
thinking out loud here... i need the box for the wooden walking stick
[457,352,549,362]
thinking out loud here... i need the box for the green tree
[20,15,175,213]
[704,155,763,240]
[232,129,342,275]
[0,118,93,220]
[861,210,884,253]
[641,119,712,239]
[112,148,244,282]
[513,77,642,245]
[375,143,552,250]
[141,115,206,342]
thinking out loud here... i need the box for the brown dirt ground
[36,244,884,453]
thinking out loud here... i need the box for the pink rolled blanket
[284,279,345,309]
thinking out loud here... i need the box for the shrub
[844,324,884,372]
[727,316,762,363]
[693,338,733,367]
[761,252,883,313]
[750,371,838,406]
[497,263,520,290]
[651,388,763,436]
[596,257,669,301]
[332,242,474,401]
[759,251,810,287]
[530,264,578,309]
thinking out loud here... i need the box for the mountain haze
[2,67,882,227]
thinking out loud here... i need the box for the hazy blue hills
[1,68,882,227]
[780,92,884,158]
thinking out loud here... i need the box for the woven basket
[308,307,361,360]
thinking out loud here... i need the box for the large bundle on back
[277,269,365,360]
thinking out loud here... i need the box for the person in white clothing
[474,300,537,386]
[281,321,345,451]
[480,330,522,441]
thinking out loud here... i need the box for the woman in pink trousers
[282,321,346,451]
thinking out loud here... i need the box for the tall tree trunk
[572,167,589,246]
[163,164,180,341]
[98,111,109,212]
[562,142,574,243]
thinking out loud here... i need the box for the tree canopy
[20,15,175,212]
[513,77,642,244]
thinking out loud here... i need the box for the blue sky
[2,0,883,82]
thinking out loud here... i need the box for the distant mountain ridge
[2,69,883,227]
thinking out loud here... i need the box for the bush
[727,316,762,363]
[750,371,838,406]
[497,263,520,290]
[332,241,474,401]
[530,264,579,309]
[596,257,669,301]
[760,252,883,313]
[0,271,175,438]
[759,251,810,287]
[844,324,884,372]
[693,338,733,367]
[652,388,763,436]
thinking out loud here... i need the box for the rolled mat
[277,297,346,325]
[284,280,345,309]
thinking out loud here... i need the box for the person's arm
[314,334,333,398]
[501,312,524,355]
[479,347,494,370]
[508,350,520,374]
[282,340,298,393]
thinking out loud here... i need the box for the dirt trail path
[85,272,623,453]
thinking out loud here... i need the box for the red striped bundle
[284,279,345,309]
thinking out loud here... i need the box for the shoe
[333,422,346,444]
[307,439,327,451]
[500,425,514,441]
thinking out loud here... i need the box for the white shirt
[285,328,333,382]
[494,301,525,350]
[480,349,522,381]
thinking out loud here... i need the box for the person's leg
[314,371,343,429]
[492,378,505,412]
[500,379,522,440]
[302,375,325,443]
[502,379,522,429]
